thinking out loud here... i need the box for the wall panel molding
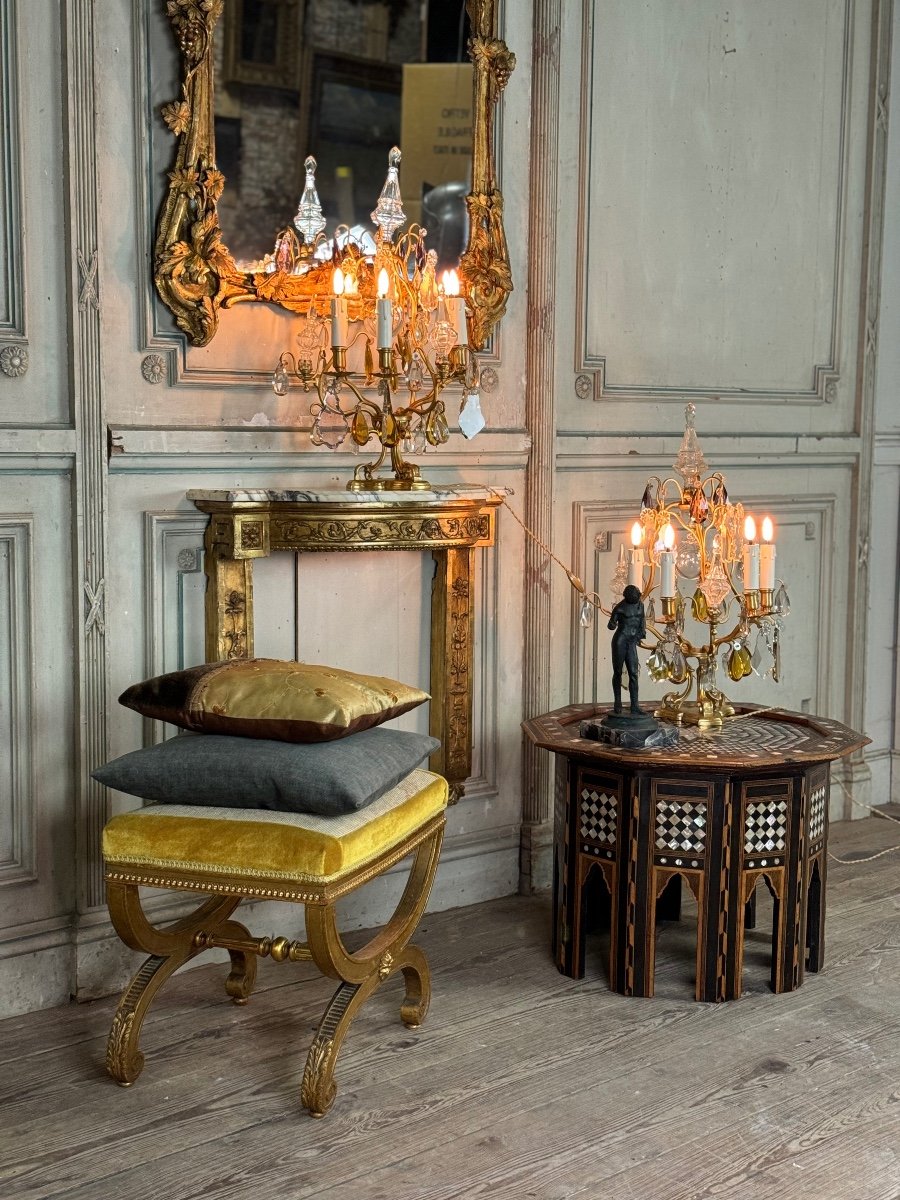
[0,0,25,336]
[142,512,208,747]
[66,0,111,911]
[0,518,35,886]
[845,0,894,794]
[574,0,857,408]
[521,0,562,870]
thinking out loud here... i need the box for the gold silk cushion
[119,658,429,743]
[102,769,448,883]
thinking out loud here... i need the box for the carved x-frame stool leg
[104,821,444,1117]
[301,825,443,1116]
[105,885,256,1086]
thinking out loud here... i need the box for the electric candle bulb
[660,523,676,597]
[331,268,348,349]
[376,269,392,350]
[442,268,467,347]
[742,514,760,592]
[759,516,776,591]
[628,522,645,590]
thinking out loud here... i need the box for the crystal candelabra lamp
[580,404,791,729]
[270,149,479,491]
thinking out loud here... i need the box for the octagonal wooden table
[523,704,868,1002]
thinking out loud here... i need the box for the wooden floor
[2,810,900,1200]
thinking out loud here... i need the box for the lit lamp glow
[442,269,467,347]
[742,515,760,593]
[760,516,776,593]
[269,147,478,491]
[602,403,792,729]
[331,268,349,349]
[628,521,645,590]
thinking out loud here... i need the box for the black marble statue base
[580,711,680,750]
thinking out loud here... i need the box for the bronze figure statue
[608,583,646,715]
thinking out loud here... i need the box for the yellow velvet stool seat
[102,768,448,1117]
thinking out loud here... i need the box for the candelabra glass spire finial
[294,156,327,244]
[673,401,707,489]
[371,146,407,243]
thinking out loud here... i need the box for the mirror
[155,0,515,350]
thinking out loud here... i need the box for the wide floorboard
[1,809,899,1200]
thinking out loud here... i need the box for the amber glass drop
[727,648,745,682]
[351,409,370,445]
[689,489,709,522]
[691,588,708,622]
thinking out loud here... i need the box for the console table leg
[429,547,475,798]
[203,536,254,662]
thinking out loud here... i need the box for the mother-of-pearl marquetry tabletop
[523,704,867,1002]
[188,487,508,800]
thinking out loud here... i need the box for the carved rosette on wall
[155,0,514,350]
[141,354,167,384]
[0,344,29,377]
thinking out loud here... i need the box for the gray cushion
[92,728,440,816]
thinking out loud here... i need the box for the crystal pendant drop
[669,645,689,684]
[371,146,407,242]
[272,363,289,396]
[640,482,654,511]
[691,588,709,622]
[727,645,744,683]
[751,636,764,674]
[406,356,424,389]
[698,555,731,610]
[647,649,668,681]
[646,597,656,623]
[351,408,370,446]
[689,488,709,523]
[774,583,791,616]
[579,597,594,628]
[296,312,326,357]
[293,156,327,244]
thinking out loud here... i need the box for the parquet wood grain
[1,810,899,1200]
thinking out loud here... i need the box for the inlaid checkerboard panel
[655,800,707,854]
[580,788,617,844]
[744,800,787,854]
[809,785,827,841]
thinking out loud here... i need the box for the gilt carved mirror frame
[155,0,515,350]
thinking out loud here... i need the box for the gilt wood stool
[523,705,867,1002]
[102,768,447,1116]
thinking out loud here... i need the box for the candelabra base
[654,695,736,730]
[347,476,434,492]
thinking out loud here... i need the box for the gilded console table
[188,486,504,799]
[523,704,867,1002]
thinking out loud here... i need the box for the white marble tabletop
[187,485,512,505]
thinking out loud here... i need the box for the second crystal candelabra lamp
[580,404,791,729]
[270,149,479,491]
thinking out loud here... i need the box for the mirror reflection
[213,0,473,272]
